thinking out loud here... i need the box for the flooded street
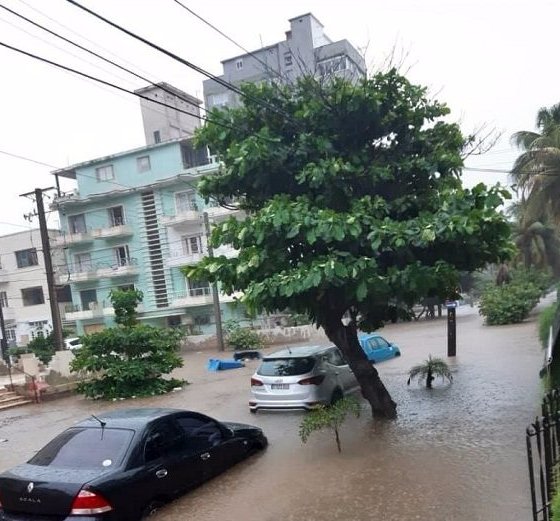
[0,302,548,520]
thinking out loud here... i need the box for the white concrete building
[0,229,67,346]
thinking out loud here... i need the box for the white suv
[249,345,359,412]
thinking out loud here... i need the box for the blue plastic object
[207,358,245,371]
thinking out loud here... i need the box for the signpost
[446,300,457,357]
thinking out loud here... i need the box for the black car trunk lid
[0,464,107,516]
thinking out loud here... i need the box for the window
[284,52,293,67]
[235,58,243,70]
[175,191,198,213]
[74,253,92,272]
[21,287,45,306]
[324,348,346,367]
[175,414,222,454]
[194,314,212,325]
[137,155,151,173]
[207,92,229,108]
[95,165,114,182]
[5,328,16,344]
[114,245,130,266]
[0,291,8,308]
[184,234,203,255]
[188,279,210,297]
[374,337,390,348]
[108,206,125,227]
[29,427,134,469]
[257,357,316,377]
[144,421,184,462]
[153,130,161,143]
[317,55,348,76]
[68,214,86,234]
[80,289,97,310]
[15,248,38,268]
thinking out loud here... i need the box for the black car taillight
[298,375,325,385]
[70,489,112,515]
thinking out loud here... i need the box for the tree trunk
[323,319,397,419]
[426,367,433,388]
[334,426,341,453]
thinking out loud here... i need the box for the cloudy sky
[0,0,558,234]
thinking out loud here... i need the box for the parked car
[0,408,267,520]
[250,345,359,412]
[64,337,82,351]
[358,333,401,363]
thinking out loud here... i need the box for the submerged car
[358,333,401,363]
[0,408,267,520]
[250,345,360,412]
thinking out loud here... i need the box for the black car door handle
[200,452,211,461]
[155,469,168,478]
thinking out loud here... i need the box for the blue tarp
[207,358,245,371]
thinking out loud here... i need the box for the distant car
[64,337,82,351]
[250,345,360,412]
[358,333,401,363]
[0,408,267,520]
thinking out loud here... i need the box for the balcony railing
[54,227,94,246]
[92,218,133,239]
[66,258,139,281]
[171,287,213,307]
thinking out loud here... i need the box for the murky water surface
[0,303,549,520]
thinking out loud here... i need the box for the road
[0,301,548,520]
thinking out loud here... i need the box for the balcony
[67,263,98,283]
[205,204,241,220]
[54,229,94,247]
[166,250,205,268]
[66,258,139,282]
[171,287,214,307]
[161,209,201,227]
[96,258,139,278]
[93,220,133,239]
[64,301,144,320]
[0,307,16,322]
[64,301,104,320]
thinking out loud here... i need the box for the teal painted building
[52,137,245,335]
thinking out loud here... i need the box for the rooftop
[134,82,203,106]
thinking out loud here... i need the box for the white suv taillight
[70,489,112,515]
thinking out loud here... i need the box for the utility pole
[20,188,64,351]
[203,212,225,351]
[0,302,13,388]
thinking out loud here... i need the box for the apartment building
[203,13,366,109]
[0,229,68,346]
[51,137,244,335]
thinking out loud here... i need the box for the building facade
[0,229,67,346]
[52,138,245,335]
[134,82,202,145]
[203,13,366,109]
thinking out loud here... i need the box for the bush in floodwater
[299,397,361,453]
[407,355,453,388]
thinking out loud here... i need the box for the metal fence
[527,389,560,520]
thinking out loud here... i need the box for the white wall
[0,229,60,346]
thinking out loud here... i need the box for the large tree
[186,70,512,418]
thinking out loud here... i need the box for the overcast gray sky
[0,0,558,234]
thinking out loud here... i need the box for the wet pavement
[0,300,550,521]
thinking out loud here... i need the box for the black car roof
[74,408,189,430]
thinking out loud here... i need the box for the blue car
[358,333,401,363]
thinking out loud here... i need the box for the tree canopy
[186,70,513,418]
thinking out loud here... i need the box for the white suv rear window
[257,357,315,376]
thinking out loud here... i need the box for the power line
[65,0,295,123]
[0,148,58,169]
[0,3,245,133]
[170,0,285,83]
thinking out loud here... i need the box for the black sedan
[0,408,267,520]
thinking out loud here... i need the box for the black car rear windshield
[258,357,315,376]
[29,427,134,469]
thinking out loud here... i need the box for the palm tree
[508,199,560,277]
[407,355,453,389]
[510,103,560,223]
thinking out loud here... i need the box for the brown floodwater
[0,301,549,521]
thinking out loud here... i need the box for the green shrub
[479,281,542,325]
[299,397,361,453]
[552,489,560,521]
[224,320,263,350]
[26,332,56,365]
[539,302,559,348]
[71,289,185,399]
